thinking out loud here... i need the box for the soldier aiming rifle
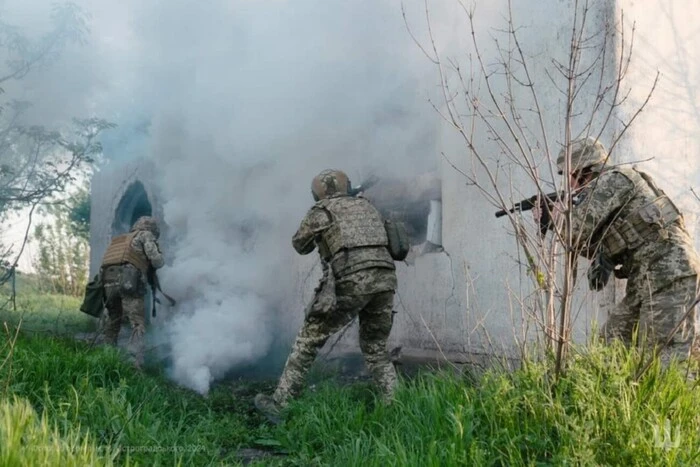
[495,191,580,236]
[533,137,700,365]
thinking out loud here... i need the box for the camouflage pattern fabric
[272,191,399,407]
[305,261,336,318]
[103,264,147,367]
[101,227,164,368]
[292,196,395,278]
[316,196,388,255]
[131,229,164,270]
[601,275,699,363]
[273,269,398,407]
[570,167,700,361]
[131,216,161,240]
[336,267,396,295]
[556,136,608,174]
[311,169,350,201]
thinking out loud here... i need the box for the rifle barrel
[495,191,564,218]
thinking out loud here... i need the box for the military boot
[254,394,282,425]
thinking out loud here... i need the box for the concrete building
[90,0,700,375]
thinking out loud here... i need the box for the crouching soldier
[540,137,700,366]
[100,216,164,369]
[255,169,400,421]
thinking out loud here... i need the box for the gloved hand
[587,251,614,291]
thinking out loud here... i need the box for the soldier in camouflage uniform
[255,169,399,421]
[100,216,164,369]
[548,137,700,363]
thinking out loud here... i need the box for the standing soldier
[255,169,399,421]
[101,216,164,369]
[542,137,700,364]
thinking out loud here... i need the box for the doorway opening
[112,181,152,235]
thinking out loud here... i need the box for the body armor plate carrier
[318,197,389,257]
[101,232,150,274]
[601,168,682,258]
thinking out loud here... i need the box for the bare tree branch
[409,0,659,376]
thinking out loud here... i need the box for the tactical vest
[318,196,389,258]
[600,167,682,259]
[101,232,150,274]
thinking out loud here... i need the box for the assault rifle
[146,266,177,318]
[495,191,566,236]
[494,191,564,218]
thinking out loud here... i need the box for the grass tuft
[0,395,115,466]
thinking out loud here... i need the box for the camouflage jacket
[132,230,164,270]
[293,195,397,294]
[571,166,700,297]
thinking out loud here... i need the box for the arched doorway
[112,181,152,235]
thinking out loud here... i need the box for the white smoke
[0,0,461,394]
[123,0,453,394]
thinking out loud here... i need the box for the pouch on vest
[120,265,144,296]
[80,273,105,318]
[384,219,410,261]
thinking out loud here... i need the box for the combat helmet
[311,169,350,201]
[131,216,160,239]
[557,137,609,175]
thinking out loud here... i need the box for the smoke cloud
[2,0,463,394]
[136,0,446,394]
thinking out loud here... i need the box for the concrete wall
[614,0,700,245]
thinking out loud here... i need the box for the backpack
[384,219,410,261]
[80,273,106,318]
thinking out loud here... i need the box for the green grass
[1,270,44,294]
[276,347,700,467]
[274,346,700,466]
[1,334,277,466]
[1,292,96,335]
[3,335,700,466]
[1,272,96,335]
[0,288,277,465]
[2,290,700,466]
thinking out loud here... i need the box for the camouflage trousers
[102,265,147,367]
[273,290,398,407]
[600,275,700,365]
